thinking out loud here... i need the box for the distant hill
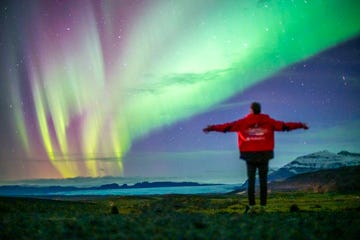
[0,181,221,196]
[269,165,360,193]
[268,150,360,182]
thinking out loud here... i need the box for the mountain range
[266,150,360,193]
[236,150,360,192]
[0,181,220,196]
[1,150,359,195]
[268,150,360,182]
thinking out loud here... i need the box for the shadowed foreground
[1,192,359,239]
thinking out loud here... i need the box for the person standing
[203,102,308,213]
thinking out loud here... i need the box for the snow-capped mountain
[268,150,360,182]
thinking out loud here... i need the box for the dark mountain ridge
[269,165,360,193]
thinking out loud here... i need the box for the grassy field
[1,192,359,239]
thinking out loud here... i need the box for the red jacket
[208,113,306,153]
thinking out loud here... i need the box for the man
[203,102,308,213]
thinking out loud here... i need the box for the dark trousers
[246,160,269,206]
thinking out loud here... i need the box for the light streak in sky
[2,0,359,177]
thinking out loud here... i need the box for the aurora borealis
[1,0,360,181]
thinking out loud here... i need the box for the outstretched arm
[203,120,243,133]
[272,120,308,131]
[283,122,308,131]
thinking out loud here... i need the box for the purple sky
[0,1,359,183]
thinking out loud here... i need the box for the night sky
[0,0,359,182]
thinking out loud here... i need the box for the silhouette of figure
[203,102,308,213]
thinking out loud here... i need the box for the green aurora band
[2,0,360,177]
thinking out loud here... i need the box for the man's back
[236,113,278,152]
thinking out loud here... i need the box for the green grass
[1,192,359,239]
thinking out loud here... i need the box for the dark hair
[251,102,261,114]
